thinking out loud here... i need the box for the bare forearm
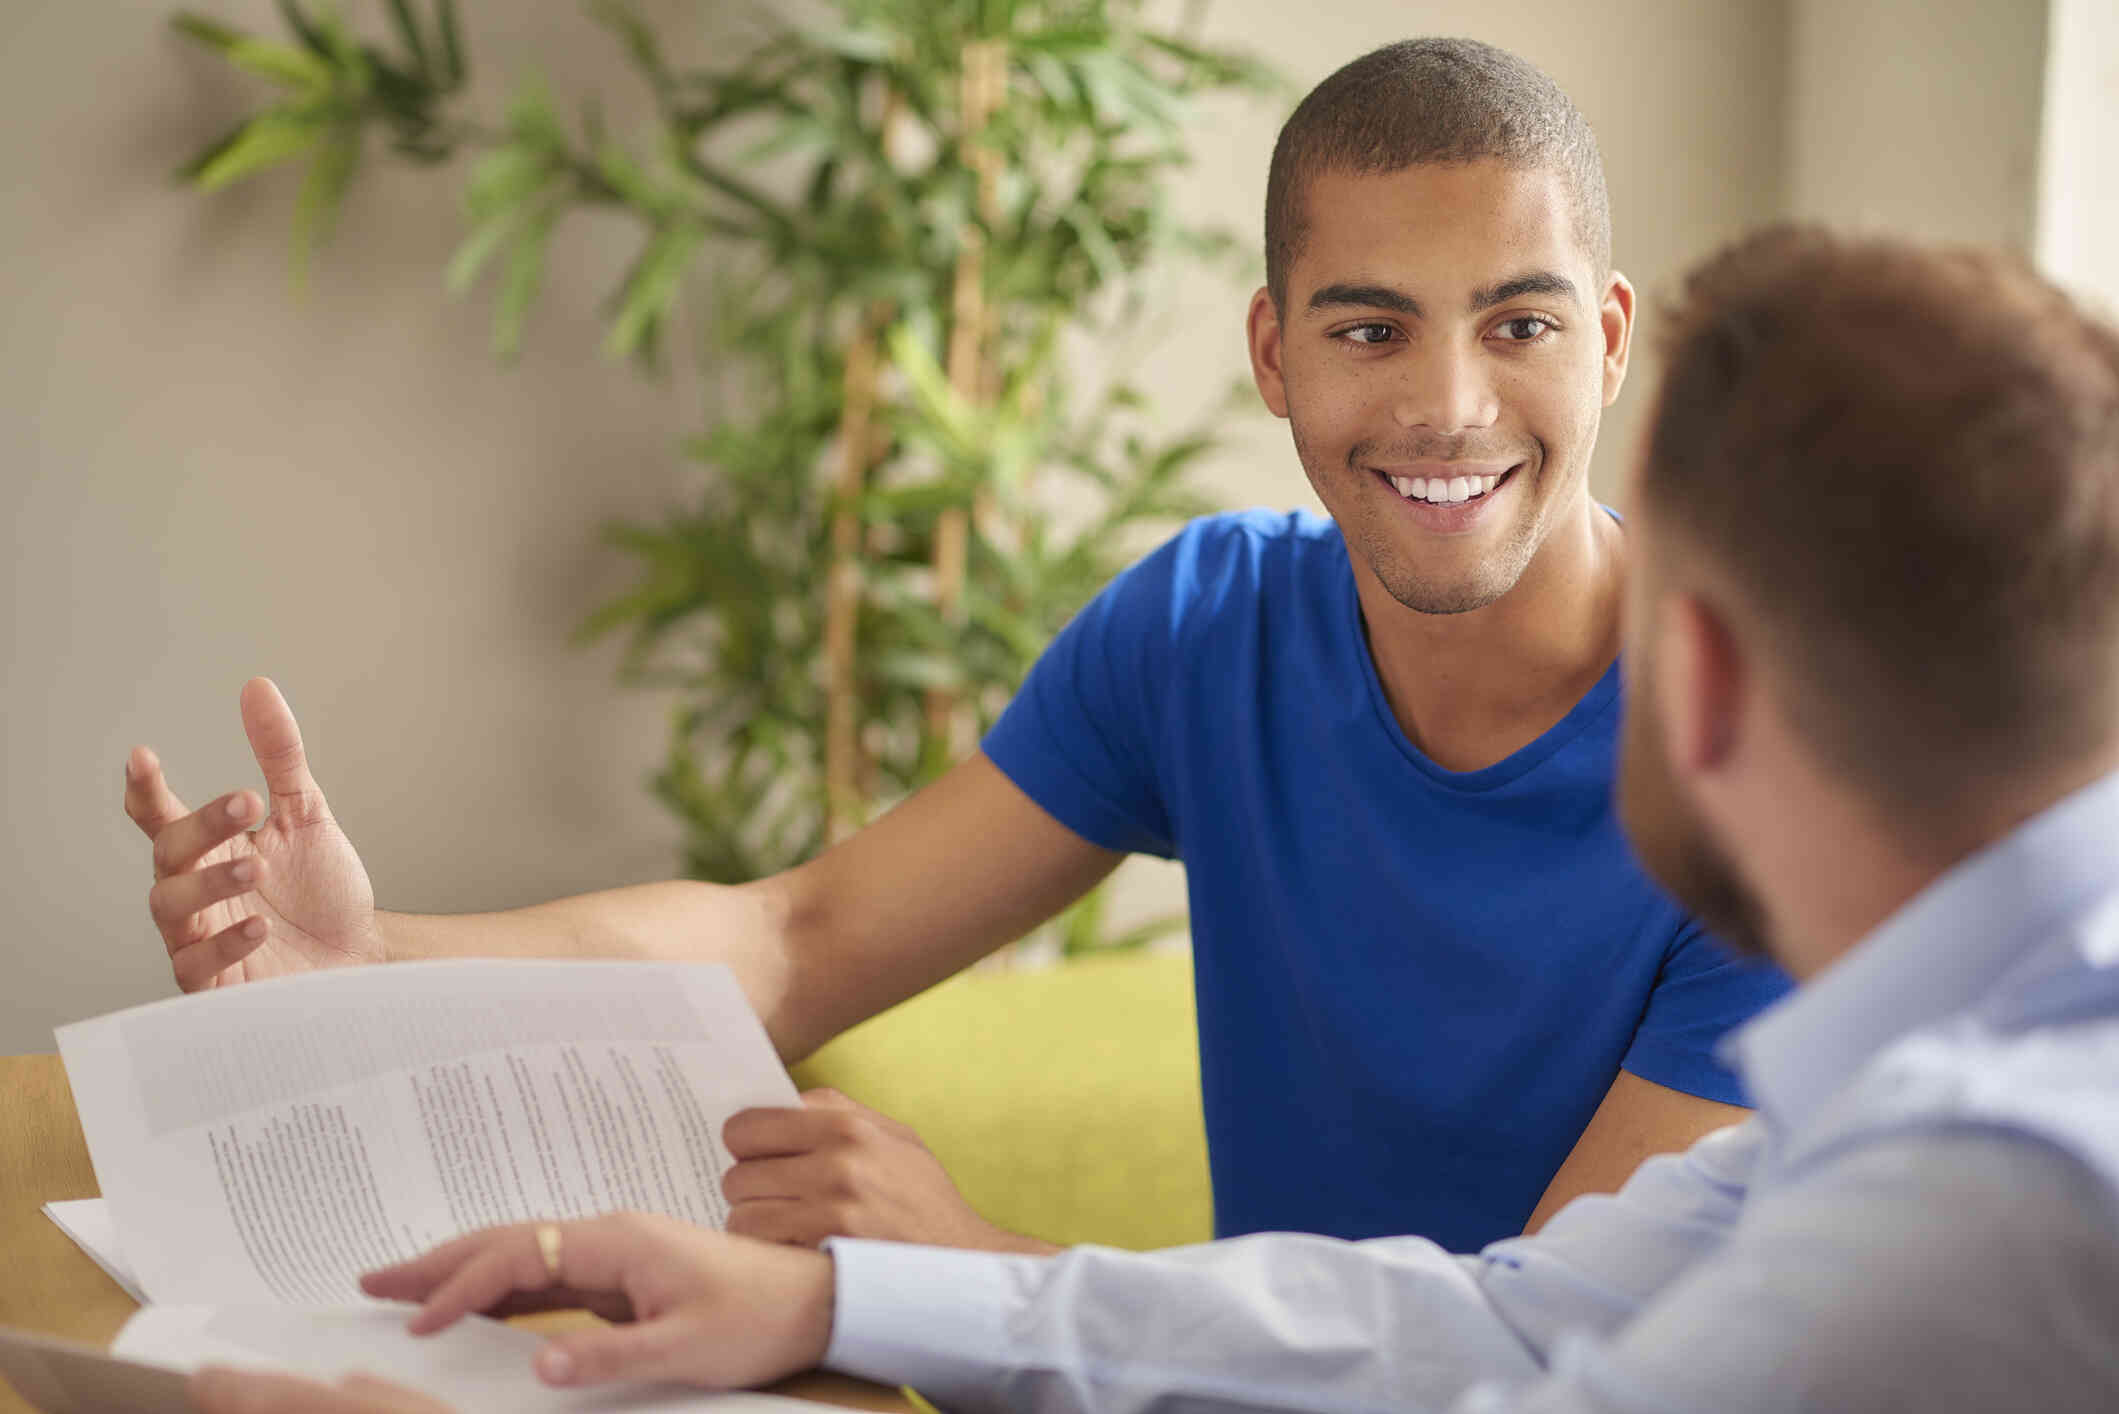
[376,878,800,1052]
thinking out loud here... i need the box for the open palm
[127,678,386,990]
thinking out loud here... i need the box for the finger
[537,1316,697,1389]
[149,791,264,882]
[404,1218,648,1336]
[406,1240,552,1336]
[725,1197,837,1248]
[722,1153,843,1206]
[123,747,192,841]
[190,1366,444,1414]
[803,1086,915,1139]
[444,1285,637,1324]
[171,915,270,991]
[150,855,265,936]
[240,677,329,826]
[722,1105,846,1160]
[363,1225,526,1303]
[363,1245,627,1323]
[337,1373,457,1414]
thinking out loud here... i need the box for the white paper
[59,961,798,1306]
[40,1199,143,1304]
[113,1306,833,1411]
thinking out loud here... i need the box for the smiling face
[1249,160,1631,616]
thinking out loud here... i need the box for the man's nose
[1391,341,1499,435]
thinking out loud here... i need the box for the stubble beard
[1292,418,1547,617]
[1616,669,1777,962]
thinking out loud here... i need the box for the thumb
[239,677,328,822]
[536,1317,698,1388]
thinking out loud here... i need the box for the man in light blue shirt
[196,234,2119,1410]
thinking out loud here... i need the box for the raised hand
[361,1214,836,1391]
[722,1088,1057,1254]
[125,677,386,990]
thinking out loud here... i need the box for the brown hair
[1641,227,2119,816]
[1263,38,1609,312]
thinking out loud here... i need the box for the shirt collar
[1730,766,2119,1131]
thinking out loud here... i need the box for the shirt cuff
[821,1237,1046,1399]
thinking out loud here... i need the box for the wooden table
[0,1053,905,1412]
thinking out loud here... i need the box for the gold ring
[535,1224,563,1283]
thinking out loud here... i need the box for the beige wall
[0,0,1824,1054]
[1785,0,2050,246]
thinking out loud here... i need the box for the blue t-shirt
[983,509,1792,1251]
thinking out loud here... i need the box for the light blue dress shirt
[820,770,2119,1412]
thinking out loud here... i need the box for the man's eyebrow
[1468,271,1579,313]
[1305,283,1421,317]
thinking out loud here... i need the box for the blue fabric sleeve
[979,527,1191,858]
[1621,922,1794,1107]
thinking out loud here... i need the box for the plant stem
[825,83,904,842]
[927,36,1008,753]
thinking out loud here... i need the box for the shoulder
[1796,995,2119,1187]
[1125,509,1343,616]
[1588,1129,2119,1413]
[1748,1131,2119,1393]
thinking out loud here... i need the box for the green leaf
[384,0,433,80]
[275,0,331,57]
[435,0,466,85]
[464,145,554,218]
[1063,201,1124,287]
[885,323,977,452]
[871,650,961,692]
[174,119,254,184]
[223,36,336,90]
[493,200,563,359]
[190,113,323,191]
[290,122,361,282]
[790,20,892,63]
[445,207,519,293]
[170,14,244,51]
[603,219,704,363]
[590,0,667,88]
[506,74,567,150]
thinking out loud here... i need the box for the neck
[1356,487,1625,772]
[1750,744,2119,981]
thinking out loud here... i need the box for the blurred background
[3,0,2109,1055]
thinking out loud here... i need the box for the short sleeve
[1620,920,1792,1107]
[980,524,1197,858]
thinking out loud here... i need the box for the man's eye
[1340,323,1395,345]
[1495,316,1555,342]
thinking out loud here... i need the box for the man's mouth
[1374,465,1519,506]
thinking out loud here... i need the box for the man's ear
[1600,271,1636,409]
[1246,286,1290,419]
[1655,591,1745,774]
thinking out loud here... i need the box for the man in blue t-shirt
[127,39,1786,1254]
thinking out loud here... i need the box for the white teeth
[1390,470,1507,504]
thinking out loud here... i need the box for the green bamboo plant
[166,0,1279,953]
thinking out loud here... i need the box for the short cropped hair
[1642,227,2119,818]
[1264,38,1611,312]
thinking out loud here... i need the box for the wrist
[372,910,403,964]
[790,1246,838,1370]
[988,1228,1062,1257]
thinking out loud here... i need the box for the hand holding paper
[363,1214,836,1391]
